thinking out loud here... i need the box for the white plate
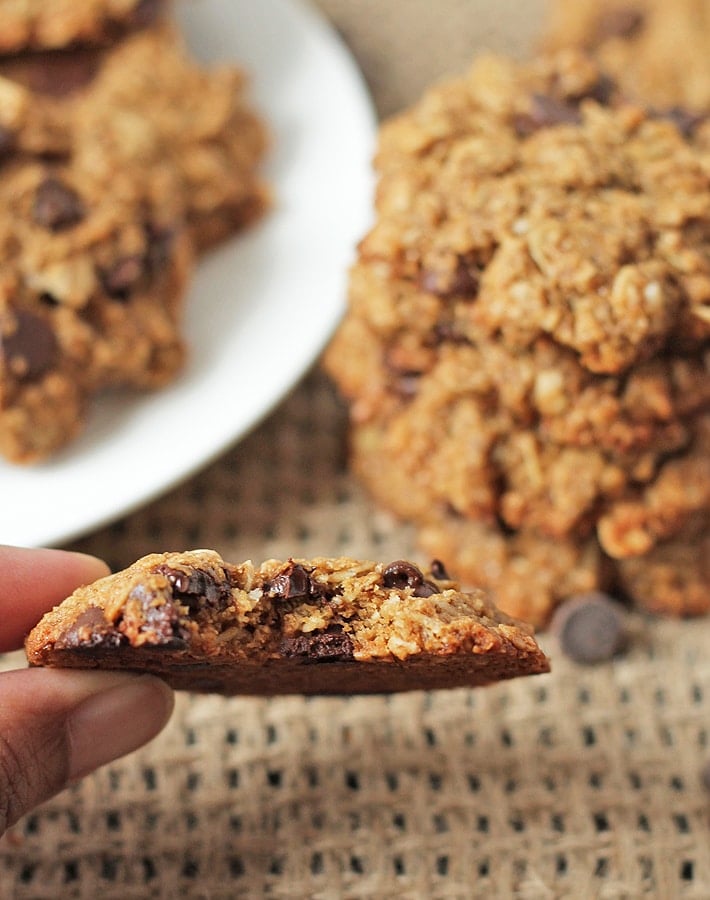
[0,0,376,548]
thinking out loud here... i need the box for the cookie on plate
[0,24,270,251]
[0,75,192,462]
[324,49,710,626]
[0,0,167,54]
[25,550,550,695]
[541,0,710,113]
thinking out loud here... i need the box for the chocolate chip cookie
[542,0,710,113]
[0,77,192,462]
[0,24,270,251]
[0,0,167,54]
[324,50,710,626]
[25,550,550,695]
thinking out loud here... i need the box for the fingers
[0,668,174,834]
[0,546,110,652]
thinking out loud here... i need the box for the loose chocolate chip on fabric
[0,310,58,380]
[595,6,645,41]
[430,559,451,580]
[383,560,425,591]
[280,628,354,663]
[100,255,145,299]
[266,564,313,601]
[33,177,85,231]
[513,94,582,137]
[550,592,627,665]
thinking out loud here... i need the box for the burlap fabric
[2,2,710,897]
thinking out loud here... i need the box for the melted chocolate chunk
[382,560,425,591]
[56,607,125,650]
[128,583,185,645]
[155,565,230,610]
[513,93,582,137]
[0,310,58,380]
[280,628,354,663]
[33,177,85,231]
[266,564,313,602]
[413,580,440,598]
[595,6,645,41]
[100,255,145,299]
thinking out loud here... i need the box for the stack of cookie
[0,0,268,463]
[325,17,710,627]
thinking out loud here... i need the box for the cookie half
[25,550,550,695]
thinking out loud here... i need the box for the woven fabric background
[2,1,710,897]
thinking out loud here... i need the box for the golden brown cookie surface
[25,550,550,695]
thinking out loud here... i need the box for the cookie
[0,77,192,462]
[24,550,550,695]
[541,0,710,113]
[0,25,269,251]
[0,0,167,54]
[324,50,710,626]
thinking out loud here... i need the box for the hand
[0,546,174,836]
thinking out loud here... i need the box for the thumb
[0,668,174,834]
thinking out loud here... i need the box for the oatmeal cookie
[25,550,550,695]
[0,84,192,462]
[0,25,269,251]
[0,0,167,54]
[541,0,710,113]
[324,50,710,625]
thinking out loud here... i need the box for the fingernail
[66,675,174,781]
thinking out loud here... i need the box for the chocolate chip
[383,560,425,591]
[578,75,617,106]
[413,580,440,598]
[550,592,627,665]
[280,628,354,663]
[0,310,58,380]
[129,0,165,27]
[33,177,85,231]
[56,607,125,650]
[430,559,450,580]
[0,125,15,156]
[419,255,480,299]
[0,49,101,98]
[650,106,706,139]
[513,94,582,137]
[100,255,145,299]
[155,565,230,609]
[128,583,185,645]
[595,6,645,41]
[145,224,174,273]
[266,564,313,601]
